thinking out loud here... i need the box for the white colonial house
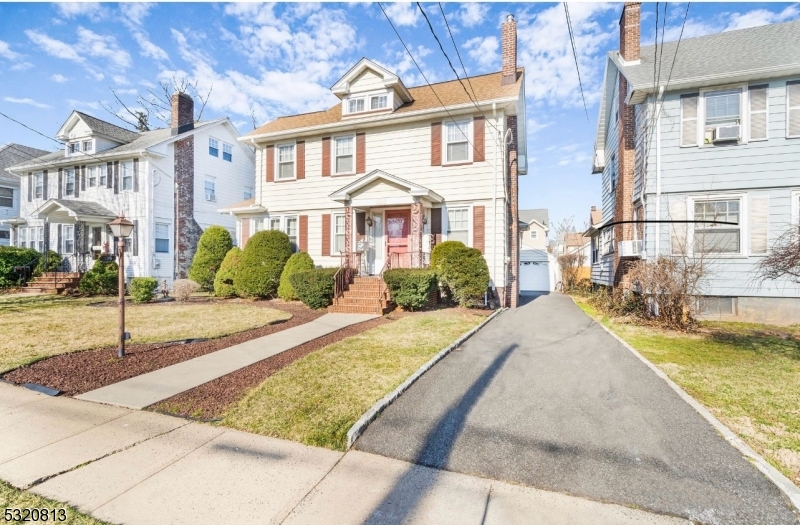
[0,144,50,246]
[4,93,254,288]
[222,16,527,311]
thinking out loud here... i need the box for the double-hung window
[609,154,618,193]
[334,136,354,174]
[285,216,298,252]
[693,198,741,254]
[277,144,295,179]
[205,177,216,202]
[63,224,74,254]
[37,227,44,252]
[444,120,470,163]
[0,229,9,244]
[602,228,613,255]
[155,222,170,253]
[209,137,219,157]
[68,143,79,154]
[348,98,365,114]
[705,90,740,128]
[18,227,26,248]
[82,140,92,152]
[0,187,13,207]
[447,208,469,244]
[269,217,281,231]
[370,95,387,110]
[788,80,800,138]
[243,186,253,200]
[122,161,133,191]
[88,166,97,187]
[99,166,107,186]
[222,143,233,162]
[333,214,346,254]
[65,169,75,196]
[34,173,43,199]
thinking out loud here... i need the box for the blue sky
[1,2,798,234]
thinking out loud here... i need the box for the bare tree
[757,226,800,284]
[558,250,587,292]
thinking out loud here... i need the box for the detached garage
[519,249,552,292]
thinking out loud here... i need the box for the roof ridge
[638,18,800,51]
[74,110,139,135]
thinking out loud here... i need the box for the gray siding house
[588,5,800,324]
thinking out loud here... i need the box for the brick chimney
[171,92,194,134]
[501,14,517,86]
[619,3,641,63]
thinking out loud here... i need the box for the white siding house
[0,144,50,246]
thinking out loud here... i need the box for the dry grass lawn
[0,480,108,524]
[575,297,800,484]
[222,309,487,450]
[0,295,290,373]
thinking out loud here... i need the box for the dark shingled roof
[74,111,140,143]
[0,144,51,185]
[50,199,117,219]
[519,209,549,228]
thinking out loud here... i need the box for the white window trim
[343,89,392,116]
[209,137,220,157]
[748,84,769,142]
[332,212,346,255]
[34,172,43,199]
[63,224,74,254]
[687,193,747,258]
[64,168,76,196]
[222,142,233,162]
[442,118,473,165]
[680,93,698,148]
[275,142,297,180]
[121,161,134,192]
[698,83,749,147]
[154,221,171,254]
[787,79,800,139]
[282,215,299,252]
[791,189,800,225]
[332,134,356,176]
[370,94,388,111]
[444,205,472,247]
[204,176,216,202]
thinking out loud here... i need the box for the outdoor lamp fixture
[366,215,373,227]
[108,215,134,358]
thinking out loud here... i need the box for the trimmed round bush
[189,226,233,291]
[235,230,293,298]
[214,247,243,298]
[383,268,437,311]
[79,260,119,296]
[290,268,338,309]
[431,240,467,273]
[278,251,315,301]
[129,277,158,303]
[438,245,490,307]
[172,279,200,302]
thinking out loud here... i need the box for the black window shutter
[74,165,80,197]
[133,158,139,192]
[73,224,79,255]
[57,224,62,254]
[106,162,113,188]
[42,170,48,200]
[430,208,442,245]
[27,173,32,202]
[80,165,86,191]
[113,161,119,194]
[132,220,139,256]
[58,169,63,199]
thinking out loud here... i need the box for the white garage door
[520,261,550,292]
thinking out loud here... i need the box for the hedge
[278,251,315,301]
[383,268,437,311]
[130,277,158,303]
[79,260,119,296]
[214,247,243,298]
[290,268,337,309]
[35,250,61,275]
[189,226,233,291]
[431,241,467,273]
[235,230,293,298]
[437,245,490,307]
[0,247,41,288]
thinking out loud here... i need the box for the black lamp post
[108,215,134,358]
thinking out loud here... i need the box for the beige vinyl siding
[349,70,386,93]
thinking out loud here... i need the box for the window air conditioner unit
[713,125,740,142]
[618,240,642,258]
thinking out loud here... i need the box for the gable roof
[519,208,549,228]
[330,58,413,103]
[564,232,588,247]
[0,144,50,185]
[329,169,443,203]
[590,207,602,226]
[33,199,118,222]
[57,111,140,144]
[245,68,524,139]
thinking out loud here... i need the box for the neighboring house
[518,208,553,292]
[222,15,527,309]
[588,4,800,323]
[4,93,255,286]
[0,144,50,246]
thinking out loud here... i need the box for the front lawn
[0,480,108,525]
[575,297,800,484]
[0,295,291,373]
[222,309,488,450]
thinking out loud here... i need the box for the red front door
[386,210,411,260]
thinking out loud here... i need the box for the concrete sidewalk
[76,312,376,409]
[0,383,686,524]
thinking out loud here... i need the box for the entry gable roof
[33,199,118,222]
[328,169,443,203]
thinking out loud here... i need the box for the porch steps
[328,276,393,315]
[22,274,82,295]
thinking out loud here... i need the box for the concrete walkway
[0,383,685,524]
[76,313,376,409]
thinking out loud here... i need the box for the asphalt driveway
[355,293,799,524]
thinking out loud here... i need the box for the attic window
[347,98,365,114]
[370,95,387,110]
[68,143,79,154]
[82,140,92,152]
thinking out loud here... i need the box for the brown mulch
[1,300,323,397]
[151,315,395,420]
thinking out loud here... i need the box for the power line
[564,3,590,124]
[654,2,691,123]
[438,3,478,101]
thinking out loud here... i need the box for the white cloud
[134,33,168,61]
[384,3,419,27]
[119,3,169,62]
[0,40,21,61]
[10,62,34,71]
[377,44,436,86]
[116,88,138,96]
[456,3,490,28]
[4,96,51,109]
[26,27,132,73]
[112,75,130,85]
[463,36,499,71]
[527,118,552,135]
[56,3,107,21]
[66,99,102,111]
[25,30,83,62]
[51,74,69,83]
[661,3,800,42]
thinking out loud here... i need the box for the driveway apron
[355,293,799,524]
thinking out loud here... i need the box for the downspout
[492,102,499,304]
[503,127,513,309]
[654,86,664,258]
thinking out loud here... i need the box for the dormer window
[68,143,79,154]
[82,140,92,152]
[348,98,365,114]
[370,95,387,110]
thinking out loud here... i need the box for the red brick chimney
[619,3,641,63]
[171,92,194,134]
[501,14,517,86]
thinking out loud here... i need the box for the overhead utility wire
[438,3,479,102]
[653,2,691,124]
[378,2,496,171]
[564,3,590,124]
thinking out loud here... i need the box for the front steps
[22,272,81,294]
[329,276,393,315]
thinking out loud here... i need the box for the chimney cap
[506,14,515,22]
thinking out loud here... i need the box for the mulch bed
[151,315,397,420]
[1,300,323,397]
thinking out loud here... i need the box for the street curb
[585,304,800,513]
[345,308,505,450]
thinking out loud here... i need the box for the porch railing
[386,251,431,271]
[334,252,362,301]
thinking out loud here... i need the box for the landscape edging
[583,301,800,513]
[345,308,504,450]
